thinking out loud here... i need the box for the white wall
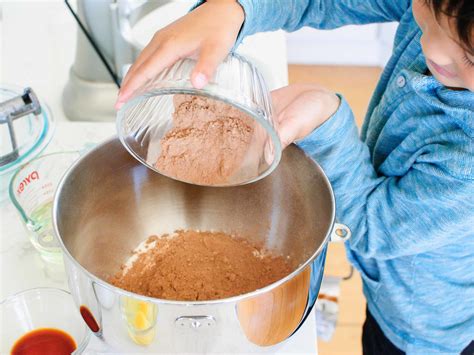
[286,23,398,66]
[0,0,76,120]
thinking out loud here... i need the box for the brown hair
[426,0,474,53]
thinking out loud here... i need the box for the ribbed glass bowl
[117,53,281,186]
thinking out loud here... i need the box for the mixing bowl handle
[290,224,352,340]
[330,223,351,243]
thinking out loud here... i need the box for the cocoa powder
[155,95,254,185]
[109,230,293,301]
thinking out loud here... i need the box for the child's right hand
[116,0,244,109]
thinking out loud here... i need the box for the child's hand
[116,0,244,109]
[272,84,341,149]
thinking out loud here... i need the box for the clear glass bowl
[117,53,281,186]
[0,288,90,354]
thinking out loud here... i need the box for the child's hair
[426,0,474,52]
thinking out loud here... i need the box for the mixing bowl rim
[116,87,282,187]
[53,137,335,306]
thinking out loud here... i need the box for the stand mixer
[62,0,168,121]
[62,0,288,122]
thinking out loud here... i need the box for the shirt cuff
[296,95,355,150]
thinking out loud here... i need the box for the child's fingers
[120,38,161,90]
[191,42,230,89]
[274,91,322,148]
[271,87,297,116]
[271,84,321,118]
[275,95,308,149]
[276,89,339,149]
[276,111,301,150]
[116,45,182,109]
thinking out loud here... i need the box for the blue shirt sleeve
[235,0,410,41]
[296,96,474,260]
[192,0,411,46]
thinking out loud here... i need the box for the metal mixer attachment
[0,88,41,166]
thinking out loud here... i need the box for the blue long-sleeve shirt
[226,0,474,353]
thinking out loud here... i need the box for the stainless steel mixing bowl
[53,137,344,353]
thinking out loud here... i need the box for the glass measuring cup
[9,151,80,264]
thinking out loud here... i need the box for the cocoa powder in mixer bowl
[108,230,293,301]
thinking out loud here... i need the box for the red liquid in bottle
[11,328,76,355]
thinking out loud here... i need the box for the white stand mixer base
[62,68,118,122]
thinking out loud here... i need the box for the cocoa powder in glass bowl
[117,53,281,186]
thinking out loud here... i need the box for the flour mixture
[109,230,293,301]
[155,95,255,185]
